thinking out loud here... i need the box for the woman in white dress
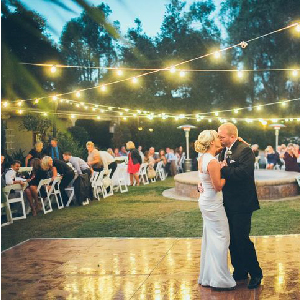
[195,130,236,290]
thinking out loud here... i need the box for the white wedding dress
[198,153,236,288]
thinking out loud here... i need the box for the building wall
[2,115,73,156]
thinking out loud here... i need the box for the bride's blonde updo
[194,130,218,153]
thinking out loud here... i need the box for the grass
[2,177,300,251]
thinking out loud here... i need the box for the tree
[20,114,52,144]
[1,1,62,100]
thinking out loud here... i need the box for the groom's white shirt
[225,139,237,159]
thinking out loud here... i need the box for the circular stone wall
[173,170,300,201]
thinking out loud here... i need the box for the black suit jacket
[219,140,260,214]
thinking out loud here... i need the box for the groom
[218,122,263,289]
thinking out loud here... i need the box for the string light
[52,95,58,101]
[292,69,299,77]
[149,128,153,132]
[296,24,300,32]
[138,127,143,131]
[17,23,299,105]
[214,51,221,59]
[75,91,81,97]
[256,105,262,111]
[96,116,101,120]
[50,65,57,73]
[170,67,176,73]
[133,113,137,117]
[234,109,239,114]
[17,100,23,107]
[70,114,75,119]
[214,112,219,116]
[179,71,186,77]
[34,99,39,104]
[116,69,123,76]
[76,104,80,108]
[42,112,48,117]
[237,70,244,78]
[100,85,107,92]
[137,110,141,114]
[119,112,123,116]
[3,101,9,107]
[17,109,23,114]
[208,119,212,122]
[123,117,127,121]
[281,101,288,107]
[132,77,138,84]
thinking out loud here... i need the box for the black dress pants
[226,211,262,278]
[108,162,117,179]
[60,172,75,206]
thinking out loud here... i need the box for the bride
[195,130,236,290]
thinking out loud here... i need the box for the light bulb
[34,99,39,104]
[116,69,123,76]
[237,71,244,78]
[100,85,107,92]
[50,65,57,73]
[52,95,58,101]
[214,112,219,116]
[295,24,300,32]
[234,109,239,114]
[3,101,8,107]
[132,77,138,84]
[179,71,186,77]
[75,91,81,97]
[292,69,299,77]
[97,116,101,120]
[17,101,23,106]
[214,51,221,59]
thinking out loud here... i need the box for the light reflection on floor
[1,235,300,299]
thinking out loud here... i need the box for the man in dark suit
[218,122,263,289]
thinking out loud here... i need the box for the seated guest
[294,144,300,168]
[107,148,114,157]
[25,158,48,216]
[5,160,27,186]
[126,141,142,186]
[86,141,102,172]
[251,144,260,157]
[1,155,6,176]
[99,150,117,179]
[114,148,121,157]
[25,141,46,167]
[149,147,160,169]
[63,152,91,176]
[158,149,167,166]
[119,146,127,157]
[47,138,61,160]
[284,143,300,172]
[41,156,75,206]
[265,146,279,169]
[166,148,177,176]
[138,146,144,163]
[178,146,185,158]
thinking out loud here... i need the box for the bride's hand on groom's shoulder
[237,136,250,145]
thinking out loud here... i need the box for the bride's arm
[207,160,225,192]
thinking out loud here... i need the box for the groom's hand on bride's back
[220,160,227,169]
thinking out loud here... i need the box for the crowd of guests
[251,143,300,172]
[1,138,186,216]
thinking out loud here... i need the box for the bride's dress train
[198,153,236,288]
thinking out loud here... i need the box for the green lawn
[2,177,300,251]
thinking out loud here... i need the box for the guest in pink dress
[126,141,142,186]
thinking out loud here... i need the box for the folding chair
[156,161,166,181]
[113,163,128,193]
[138,163,150,185]
[37,178,53,214]
[90,171,100,199]
[48,177,64,209]
[3,184,26,222]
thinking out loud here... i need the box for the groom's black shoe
[248,274,263,289]
[233,273,249,281]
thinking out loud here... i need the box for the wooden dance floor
[1,235,300,299]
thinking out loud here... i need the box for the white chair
[296,175,300,187]
[94,171,107,200]
[19,167,33,176]
[37,178,53,214]
[254,157,260,170]
[48,177,64,209]
[139,163,150,185]
[3,184,26,222]
[113,163,128,193]
[177,155,185,173]
[1,202,13,226]
[156,161,166,181]
[90,171,99,199]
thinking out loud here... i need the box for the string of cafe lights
[3,96,300,126]
[3,94,300,121]
[14,22,300,104]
